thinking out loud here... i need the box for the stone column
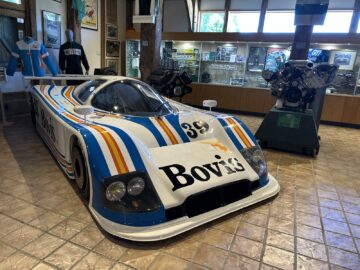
[139,0,163,82]
[289,25,313,60]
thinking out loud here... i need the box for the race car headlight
[102,172,162,213]
[106,181,126,201]
[127,177,145,196]
[240,146,268,186]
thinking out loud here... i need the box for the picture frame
[106,40,120,57]
[81,0,98,30]
[329,50,357,70]
[53,0,62,2]
[42,10,61,49]
[106,24,118,40]
[105,58,119,74]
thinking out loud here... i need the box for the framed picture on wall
[106,24,118,40]
[106,40,120,57]
[329,50,357,70]
[42,10,61,49]
[81,0,98,30]
[105,58,119,74]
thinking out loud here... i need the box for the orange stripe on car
[155,117,178,145]
[226,118,252,148]
[65,86,79,105]
[89,125,129,174]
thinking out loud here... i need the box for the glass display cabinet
[126,39,360,96]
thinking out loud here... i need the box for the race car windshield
[91,80,173,116]
[77,79,107,102]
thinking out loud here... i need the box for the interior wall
[117,0,126,74]
[163,0,190,32]
[35,0,102,75]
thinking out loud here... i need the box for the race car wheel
[71,144,90,200]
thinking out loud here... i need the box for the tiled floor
[0,114,360,270]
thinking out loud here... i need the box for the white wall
[163,0,189,32]
[35,0,102,74]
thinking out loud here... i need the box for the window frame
[313,10,354,33]
[226,11,261,33]
[198,10,226,33]
[263,10,296,33]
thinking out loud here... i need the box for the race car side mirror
[203,100,217,111]
[74,105,94,123]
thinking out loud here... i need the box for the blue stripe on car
[44,86,166,226]
[217,117,244,151]
[165,114,190,143]
[231,117,258,145]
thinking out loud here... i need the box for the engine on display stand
[255,60,338,157]
[148,59,192,101]
[262,60,338,112]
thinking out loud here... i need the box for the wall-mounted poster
[81,0,98,30]
[265,48,290,72]
[329,50,357,70]
[106,24,118,39]
[106,40,120,57]
[42,11,61,49]
[105,58,119,74]
[215,46,237,62]
[247,47,267,72]
[308,49,330,63]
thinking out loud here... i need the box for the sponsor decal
[159,155,245,191]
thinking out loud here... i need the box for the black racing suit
[59,41,89,85]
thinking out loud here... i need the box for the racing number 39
[181,121,209,139]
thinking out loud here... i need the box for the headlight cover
[102,172,162,213]
[240,146,268,187]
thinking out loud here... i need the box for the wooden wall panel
[184,83,360,125]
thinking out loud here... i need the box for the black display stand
[255,108,320,157]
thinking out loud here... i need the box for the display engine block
[262,60,338,112]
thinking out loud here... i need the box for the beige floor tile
[211,217,239,234]
[349,224,360,238]
[70,225,105,249]
[236,221,265,242]
[44,242,88,270]
[328,246,360,270]
[22,233,65,259]
[120,249,159,270]
[202,228,234,250]
[223,253,260,270]
[346,213,360,226]
[296,223,324,243]
[320,207,346,223]
[297,237,328,261]
[0,242,16,262]
[93,238,127,261]
[192,243,228,269]
[0,251,39,269]
[111,263,136,270]
[164,237,200,260]
[296,212,322,229]
[230,236,263,260]
[148,254,190,270]
[266,229,294,252]
[49,218,88,240]
[2,224,44,249]
[297,255,329,270]
[325,231,357,253]
[262,246,294,270]
[29,211,67,231]
[241,211,268,227]
[32,262,57,270]
[71,252,114,270]
[268,216,294,235]
[322,218,351,236]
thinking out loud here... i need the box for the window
[358,19,360,33]
[263,11,296,33]
[2,0,21,4]
[77,80,106,102]
[227,12,260,33]
[91,81,172,116]
[313,11,353,33]
[199,12,225,32]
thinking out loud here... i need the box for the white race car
[29,76,280,241]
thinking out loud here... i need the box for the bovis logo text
[159,155,245,191]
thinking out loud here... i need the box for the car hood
[85,108,259,208]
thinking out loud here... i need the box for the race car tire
[71,143,90,200]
